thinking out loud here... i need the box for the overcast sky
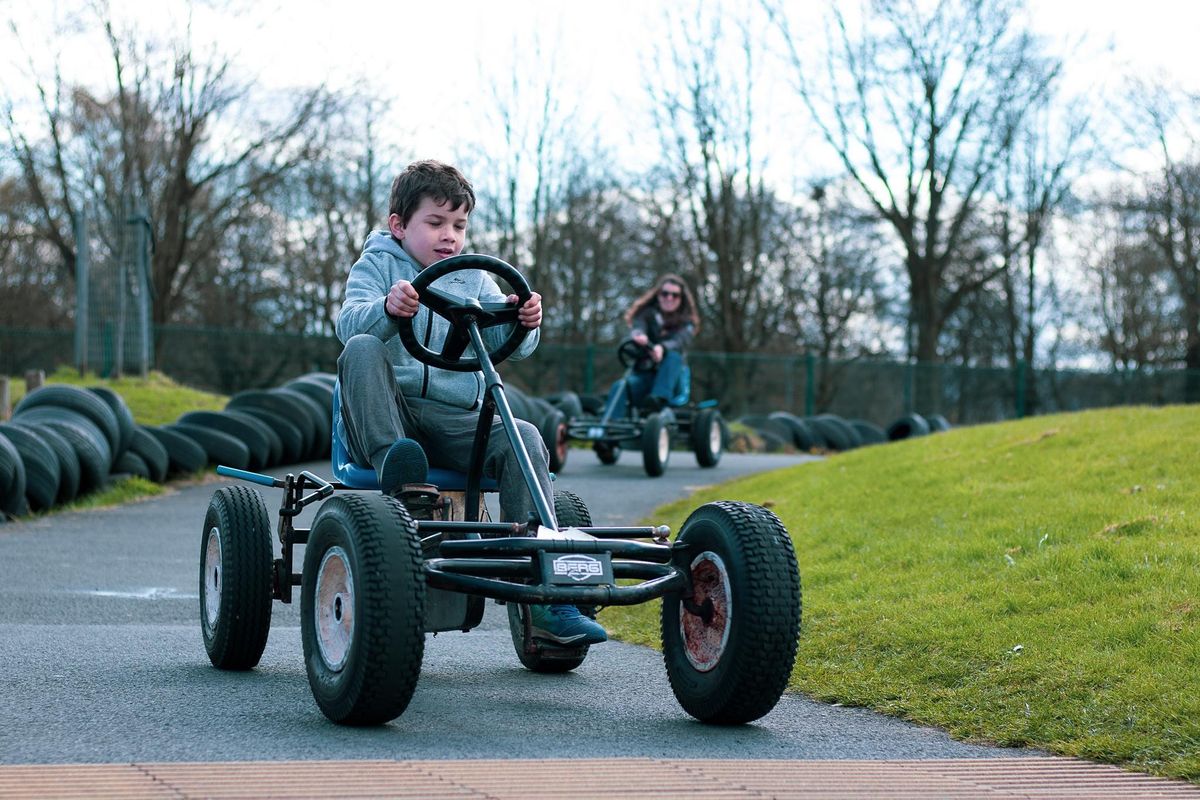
[3,0,1198,170]
[214,0,1200,159]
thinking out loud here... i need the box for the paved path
[0,449,1195,797]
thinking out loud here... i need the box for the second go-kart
[567,340,725,477]
[199,255,801,726]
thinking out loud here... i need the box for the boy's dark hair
[389,160,476,224]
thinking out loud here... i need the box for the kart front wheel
[507,489,594,673]
[642,412,671,477]
[200,486,273,670]
[593,441,620,465]
[662,501,801,724]
[301,493,425,725]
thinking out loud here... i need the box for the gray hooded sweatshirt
[335,231,539,411]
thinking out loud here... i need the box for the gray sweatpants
[337,334,556,527]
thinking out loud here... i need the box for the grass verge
[8,367,226,425]
[604,405,1200,782]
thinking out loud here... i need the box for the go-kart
[566,340,725,477]
[199,255,801,726]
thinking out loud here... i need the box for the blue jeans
[604,350,684,418]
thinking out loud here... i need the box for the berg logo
[552,554,603,582]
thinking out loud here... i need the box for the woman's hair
[624,274,700,333]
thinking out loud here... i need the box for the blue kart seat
[331,380,496,493]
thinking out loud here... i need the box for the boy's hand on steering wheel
[386,279,420,318]
[509,292,542,329]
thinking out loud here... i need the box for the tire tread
[663,500,801,724]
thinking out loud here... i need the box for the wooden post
[24,369,45,393]
[0,377,9,420]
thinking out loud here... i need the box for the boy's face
[389,196,468,268]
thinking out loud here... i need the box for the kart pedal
[397,483,442,520]
[526,639,589,659]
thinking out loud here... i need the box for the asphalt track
[1,448,1196,798]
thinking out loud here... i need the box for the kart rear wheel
[540,408,569,474]
[200,486,273,670]
[593,440,620,465]
[691,407,724,468]
[507,489,594,673]
[301,493,425,725]
[642,412,671,477]
[662,501,801,724]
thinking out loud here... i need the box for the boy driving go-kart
[333,160,603,646]
[198,161,801,729]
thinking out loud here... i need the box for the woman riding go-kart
[566,338,725,477]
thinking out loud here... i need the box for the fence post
[74,211,89,374]
[784,355,795,412]
[1015,359,1027,419]
[583,344,594,395]
[128,203,154,377]
[0,377,9,420]
[804,353,816,417]
[903,360,914,413]
[25,370,45,393]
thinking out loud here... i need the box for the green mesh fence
[2,326,1198,426]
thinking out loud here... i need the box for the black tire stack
[0,372,341,522]
[734,409,949,454]
[504,385,573,473]
[885,412,952,441]
[154,372,336,474]
[0,384,149,519]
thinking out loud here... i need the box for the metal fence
[3,325,1197,427]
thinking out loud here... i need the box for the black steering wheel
[395,254,533,373]
[617,339,655,369]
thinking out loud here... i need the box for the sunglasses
[658,289,681,299]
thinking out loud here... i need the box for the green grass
[44,475,166,512]
[8,367,226,425]
[604,405,1200,782]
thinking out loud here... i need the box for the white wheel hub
[314,546,355,672]
[680,550,732,672]
[203,526,223,629]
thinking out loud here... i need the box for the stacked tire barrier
[0,384,157,520]
[0,374,338,523]
[160,373,336,474]
[733,410,949,454]
[505,386,574,473]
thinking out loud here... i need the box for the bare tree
[463,23,649,369]
[1126,81,1200,396]
[992,97,1091,412]
[264,98,400,337]
[646,2,787,357]
[1082,193,1180,370]
[786,181,895,409]
[465,28,575,297]
[2,3,337,364]
[765,0,1062,408]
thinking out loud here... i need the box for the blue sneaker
[528,604,607,646]
[377,438,428,496]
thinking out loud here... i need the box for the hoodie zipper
[420,309,433,398]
